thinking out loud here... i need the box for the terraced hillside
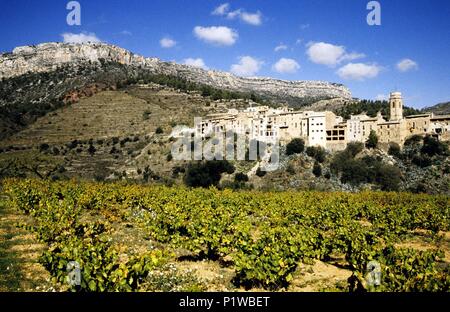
[0,84,251,181]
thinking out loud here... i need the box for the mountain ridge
[0,42,352,105]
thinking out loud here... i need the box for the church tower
[389,92,403,121]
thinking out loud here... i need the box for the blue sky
[0,0,449,108]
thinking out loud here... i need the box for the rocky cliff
[0,42,352,103]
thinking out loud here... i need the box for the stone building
[194,91,450,150]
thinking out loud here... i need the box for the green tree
[184,160,235,188]
[286,138,305,156]
[388,142,401,158]
[306,146,326,163]
[256,167,267,177]
[88,144,96,156]
[366,130,378,149]
[421,135,448,157]
[345,142,364,157]
[312,161,322,177]
[375,164,402,191]
[235,172,249,182]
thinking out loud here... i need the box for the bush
[340,159,369,185]
[286,138,305,156]
[155,127,164,134]
[286,164,296,175]
[404,135,423,146]
[312,161,322,177]
[421,135,448,157]
[412,154,432,167]
[166,153,173,162]
[39,143,49,152]
[88,144,96,155]
[255,167,267,177]
[184,160,235,188]
[306,146,326,163]
[388,142,401,158]
[375,164,401,191]
[142,110,151,120]
[346,142,364,158]
[365,130,378,149]
[235,172,249,182]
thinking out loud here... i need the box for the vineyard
[1,179,449,292]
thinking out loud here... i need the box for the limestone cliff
[0,42,352,103]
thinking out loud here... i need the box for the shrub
[255,167,267,177]
[412,154,432,167]
[286,138,305,156]
[312,161,322,177]
[166,153,173,162]
[404,135,423,146]
[184,160,235,188]
[345,142,364,158]
[306,146,326,163]
[156,127,164,134]
[39,143,50,152]
[340,159,369,185]
[388,142,401,158]
[375,164,401,191]
[286,164,296,175]
[365,130,378,149]
[88,144,96,155]
[235,172,249,182]
[421,135,448,157]
[142,110,151,120]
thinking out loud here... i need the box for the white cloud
[119,30,132,36]
[340,52,366,62]
[300,24,310,30]
[61,32,101,44]
[397,58,418,72]
[273,58,300,74]
[295,38,303,45]
[183,58,208,70]
[160,37,177,48]
[336,63,382,81]
[239,11,262,26]
[226,9,241,19]
[306,42,365,67]
[274,44,288,52]
[213,3,262,26]
[194,26,238,46]
[212,3,230,15]
[230,56,263,77]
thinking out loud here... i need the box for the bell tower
[389,92,403,121]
